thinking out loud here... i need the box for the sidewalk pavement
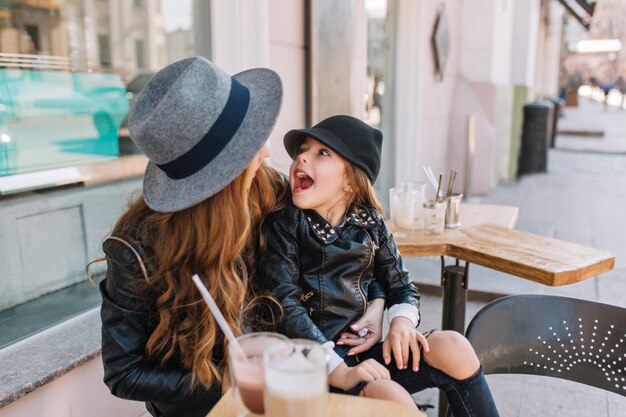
[406,96,626,416]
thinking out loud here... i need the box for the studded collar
[303,206,382,244]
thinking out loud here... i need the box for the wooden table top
[449,224,615,286]
[207,389,424,417]
[393,202,520,257]
[392,203,615,286]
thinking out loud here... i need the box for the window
[0,0,210,179]
[135,39,145,68]
[0,0,212,349]
[98,34,111,66]
[25,25,41,52]
[365,0,388,128]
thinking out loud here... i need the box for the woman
[96,56,387,417]
[96,56,288,417]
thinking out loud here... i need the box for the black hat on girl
[283,115,383,183]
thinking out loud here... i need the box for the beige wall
[0,358,146,417]
[206,0,543,194]
[389,0,516,196]
[446,0,517,194]
[210,0,306,175]
[267,0,307,174]
[535,1,564,98]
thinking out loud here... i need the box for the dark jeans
[332,342,500,417]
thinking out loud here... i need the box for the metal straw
[446,170,457,198]
[435,173,443,202]
[192,274,245,358]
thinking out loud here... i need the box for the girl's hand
[328,360,390,391]
[336,298,385,356]
[382,317,430,372]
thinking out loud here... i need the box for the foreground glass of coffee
[263,339,329,417]
[228,332,290,417]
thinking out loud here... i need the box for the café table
[207,388,426,417]
[393,202,614,417]
[391,202,616,334]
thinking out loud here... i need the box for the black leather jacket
[100,236,222,417]
[258,202,420,358]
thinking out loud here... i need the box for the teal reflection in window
[0,70,130,176]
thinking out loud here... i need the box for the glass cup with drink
[401,181,426,229]
[263,339,329,417]
[444,193,463,229]
[228,332,291,417]
[390,187,419,237]
[423,199,446,235]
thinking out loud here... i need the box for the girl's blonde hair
[343,161,384,215]
[108,163,284,389]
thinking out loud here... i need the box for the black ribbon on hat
[156,78,250,179]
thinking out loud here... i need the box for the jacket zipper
[356,234,374,315]
[300,291,315,316]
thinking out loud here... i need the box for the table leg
[438,257,469,417]
[440,257,469,333]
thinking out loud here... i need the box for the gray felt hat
[129,56,282,212]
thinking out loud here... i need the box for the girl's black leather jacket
[257,202,420,357]
[100,236,222,417]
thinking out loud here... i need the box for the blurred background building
[0,0,624,415]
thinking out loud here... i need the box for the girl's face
[245,144,270,188]
[289,137,351,220]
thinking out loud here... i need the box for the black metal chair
[465,294,626,398]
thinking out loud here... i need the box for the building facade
[0,0,596,415]
[0,0,572,344]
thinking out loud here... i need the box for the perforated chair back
[465,294,626,397]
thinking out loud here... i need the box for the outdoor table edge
[207,389,425,417]
[395,223,616,286]
[446,243,615,286]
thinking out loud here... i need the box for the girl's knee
[423,331,480,380]
[360,380,418,411]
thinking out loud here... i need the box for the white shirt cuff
[388,303,420,328]
[322,341,345,374]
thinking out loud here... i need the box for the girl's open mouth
[293,169,314,192]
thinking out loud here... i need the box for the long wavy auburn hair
[110,163,284,389]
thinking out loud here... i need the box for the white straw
[192,274,244,357]
[422,166,439,191]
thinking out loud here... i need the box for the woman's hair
[344,161,385,215]
[244,165,288,329]
[111,162,284,389]
[249,164,289,241]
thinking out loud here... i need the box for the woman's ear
[343,183,354,193]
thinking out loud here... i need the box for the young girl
[258,115,500,416]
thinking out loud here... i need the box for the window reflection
[0,0,211,350]
[365,0,387,128]
[0,0,209,176]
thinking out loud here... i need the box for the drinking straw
[435,173,443,202]
[451,170,457,195]
[192,274,245,357]
[446,170,457,197]
[422,166,439,191]
[426,166,438,189]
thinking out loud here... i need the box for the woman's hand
[382,317,430,372]
[336,298,385,356]
[328,360,390,391]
